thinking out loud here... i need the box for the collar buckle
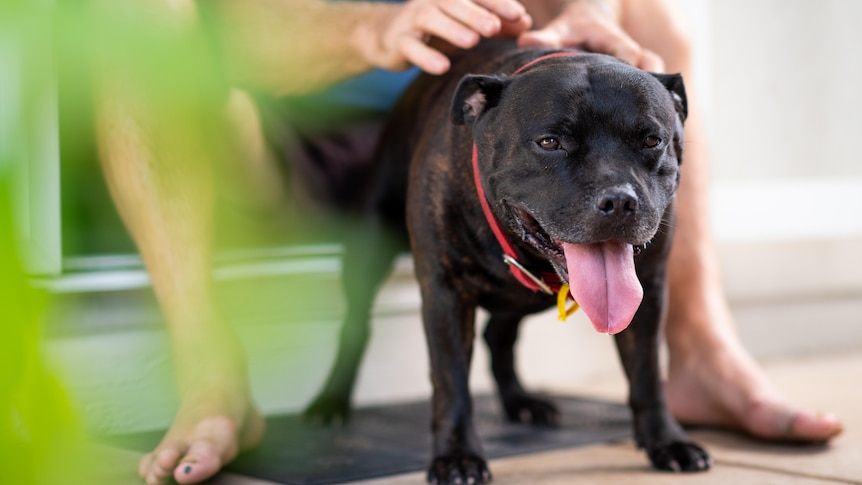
[502,254,554,295]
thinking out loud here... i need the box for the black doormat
[104,394,632,485]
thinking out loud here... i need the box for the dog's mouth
[511,206,566,264]
[510,205,644,335]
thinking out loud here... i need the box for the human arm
[209,0,532,96]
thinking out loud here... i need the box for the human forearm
[209,0,391,95]
[209,0,531,96]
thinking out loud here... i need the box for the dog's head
[451,52,687,333]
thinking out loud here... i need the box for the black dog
[304,39,710,482]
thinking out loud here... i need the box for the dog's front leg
[615,245,711,472]
[421,285,490,484]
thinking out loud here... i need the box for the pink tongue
[562,241,643,334]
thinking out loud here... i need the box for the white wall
[697,0,862,242]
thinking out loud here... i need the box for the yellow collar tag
[557,283,580,321]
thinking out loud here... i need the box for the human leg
[93,3,266,483]
[620,0,842,441]
[662,106,842,441]
[96,86,267,485]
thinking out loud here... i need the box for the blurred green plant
[2,0,352,480]
[0,196,88,483]
[1,1,93,483]
[0,0,242,482]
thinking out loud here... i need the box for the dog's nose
[595,187,638,218]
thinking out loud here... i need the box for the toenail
[184,465,192,474]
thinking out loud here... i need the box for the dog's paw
[302,395,351,426]
[502,393,560,426]
[646,441,712,472]
[427,453,491,484]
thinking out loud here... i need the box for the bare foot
[138,402,265,485]
[665,307,843,442]
[138,331,266,484]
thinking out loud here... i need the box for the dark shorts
[253,94,390,213]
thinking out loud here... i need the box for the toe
[141,446,183,485]
[173,417,240,484]
[174,439,224,484]
[789,411,843,442]
[138,452,154,478]
[155,447,182,472]
[747,401,843,442]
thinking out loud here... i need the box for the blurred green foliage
[0,0,248,482]
[0,118,90,483]
[1,2,90,482]
[2,0,360,480]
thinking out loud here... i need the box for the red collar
[471,51,578,294]
[511,51,580,75]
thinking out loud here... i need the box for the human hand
[354,0,532,75]
[518,0,664,72]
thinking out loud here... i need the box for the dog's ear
[651,73,688,121]
[451,74,512,125]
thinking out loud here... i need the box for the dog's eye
[643,135,662,148]
[538,137,560,151]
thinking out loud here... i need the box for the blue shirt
[320,67,421,112]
